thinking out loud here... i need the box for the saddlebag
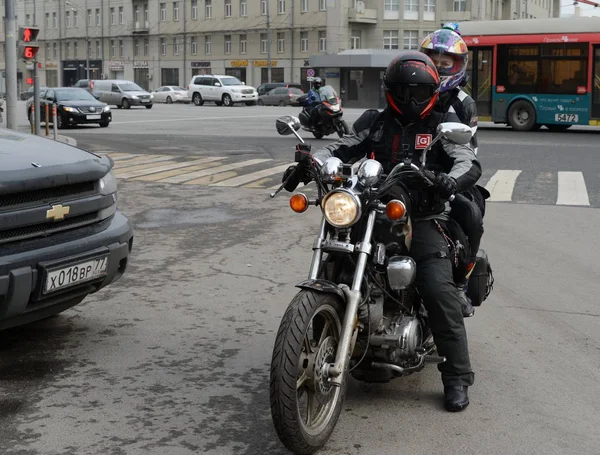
[466,249,494,307]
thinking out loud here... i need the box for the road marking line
[162,158,272,184]
[485,170,521,202]
[132,160,225,181]
[114,160,178,176]
[93,151,130,158]
[245,177,273,188]
[557,171,590,206]
[111,114,279,125]
[185,171,238,185]
[116,157,222,179]
[107,153,144,161]
[211,163,293,187]
[113,156,174,168]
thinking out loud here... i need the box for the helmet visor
[424,50,464,76]
[387,83,436,104]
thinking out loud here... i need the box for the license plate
[87,114,101,120]
[44,256,108,294]
[555,113,578,123]
[140,99,149,103]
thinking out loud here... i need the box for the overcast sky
[560,2,600,16]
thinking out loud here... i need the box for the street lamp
[65,0,90,80]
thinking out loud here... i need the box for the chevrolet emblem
[46,204,71,221]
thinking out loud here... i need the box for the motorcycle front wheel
[270,290,347,454]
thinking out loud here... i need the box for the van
[256,82,303,97]
[93,79,153,109]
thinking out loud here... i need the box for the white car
[152,86,191,104]
[187,74,257,107]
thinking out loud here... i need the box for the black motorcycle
[297,85,350,139]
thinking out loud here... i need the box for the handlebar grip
[449,194,455,202]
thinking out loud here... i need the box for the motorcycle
[269,115,494,454]
[297,85,350,140]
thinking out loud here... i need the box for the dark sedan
[27,87,112,129]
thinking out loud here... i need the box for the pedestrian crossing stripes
[96,151,597,207]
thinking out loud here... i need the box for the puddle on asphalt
[136,208,239,229]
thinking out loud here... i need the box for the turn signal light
[290,193,309,213]
[386,199,406,220]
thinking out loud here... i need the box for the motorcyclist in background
[282,51,481,412]
[304,77,324,124]
[420,24,489,318]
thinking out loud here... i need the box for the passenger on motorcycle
[282,51,480,412]
[304,77,324,123]
[421,25,489,318]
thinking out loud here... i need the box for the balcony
[348,8,378,24]
[129,20,150,34]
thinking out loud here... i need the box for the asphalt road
[1,102,599,454]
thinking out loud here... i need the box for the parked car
[152,86,191,104]
[27,87,112,129]
[187,74,257,107]
[93,79,153,109]
[257,87,304,106]
[256,82,303,97]
[0,129,134,330]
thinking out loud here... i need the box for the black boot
[444,386,469,412]
[457,284,475,318]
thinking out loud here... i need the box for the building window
[25,14,30,25]
[383,30,399,49]
[319,31,326,52]
[278,0,286,14]
[65,11,71,28]
[277,32,285,53]
[160,3,167,21]
[66,42,71,59]
[404,0,418,19]
[135,5,141,23]
[161,38,167,55]
[205,36,211,55]
[384,0,400,19]
[301,31,308,52]
[453,0,466,12]
[119,39,125,57]
[240,0,248,16]
[120,6,125,24]
[144,38,149,56]
[403,30,418,49]
[261,0,267,15]
[173,2,180,21]
[74,11,79,27]
[319,0,326,10]
[45,13,50,29]
[144,5,149,22]
[45,42,50,58]
[225,0,232,17]
[111,40,116,57]
[261,33,268,53]
[173,37,178,55]
[74,42,78,58]
[95,8,100,26]
[135,39,140,56]
[424,0,435,20]
[96,40,101,57]
[53,42,58,59]
[191,36,198,54]
[53,12,58,28]
[225,35,232,54]
[192,0,198,19]
[301,0,308,12]
[206,0,212,18]
[350,34,361,49]
[110,7,115,25]
[87,41,92,57]
[240,34,247,54]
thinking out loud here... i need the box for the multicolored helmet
[420,28,469,93]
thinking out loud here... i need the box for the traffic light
[18,26,40,61]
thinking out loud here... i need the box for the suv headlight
[99,170,118,195]
[103,106,111,112]
[321,189,361,228]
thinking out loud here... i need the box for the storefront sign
[46,62,58,69]
[253,60,277,67]
[133,60,149,68]
[230,60,248,67]
[325,72,340,78]
[191,61,211,68]
[108,60,125,71]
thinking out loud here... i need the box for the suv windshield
[220,77,243,86]
[118,82,144,91]
[55,88,97,101]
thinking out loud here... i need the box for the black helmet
[312,77,323,89]
[382,51,440,123]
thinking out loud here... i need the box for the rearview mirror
[275,115,301,136]
[436,122,473,145]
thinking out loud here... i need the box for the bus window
[540,60,587,94]
[497,45,540,93]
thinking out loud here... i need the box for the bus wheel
[545,124,571,132]
[508,100,537,131]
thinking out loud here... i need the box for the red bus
[458,17,600,131]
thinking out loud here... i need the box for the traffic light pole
[33,4,40,135]
[4,0,18,130]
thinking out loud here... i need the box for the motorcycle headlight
[321,190,361,228]
[99,170,118,195]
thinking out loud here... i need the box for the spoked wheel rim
[296,304,342,437]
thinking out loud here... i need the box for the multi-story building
[0,0,560,106]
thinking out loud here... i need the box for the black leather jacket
[436,88,479,155]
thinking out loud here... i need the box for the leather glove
[434,173,457,200]
[281,163,311,192]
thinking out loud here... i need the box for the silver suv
[187,75,257,107]
[93,79,154,109]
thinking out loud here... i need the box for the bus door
[592,45,600,119]
[464,47,493,118]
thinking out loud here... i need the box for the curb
[56,134,77,147]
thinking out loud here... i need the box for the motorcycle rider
[281,51,480,412]
[304,77,324,124]
[420,24,488,318]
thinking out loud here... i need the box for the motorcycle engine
[366,314,424,363]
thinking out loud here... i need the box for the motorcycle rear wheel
[270,290,347,454]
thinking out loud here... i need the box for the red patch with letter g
[415,134,432,149]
